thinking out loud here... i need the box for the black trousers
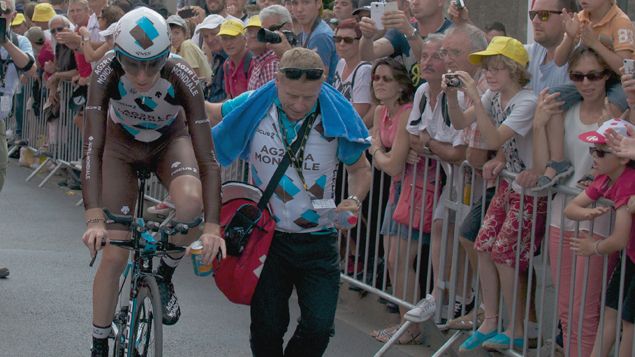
[250,230,340,357]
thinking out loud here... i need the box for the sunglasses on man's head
[569,71,607,82]
[528,10,562,21]
[279,67,324,80]
[589,146,613,158]
[268,22,287,32]
[333,35,360,44]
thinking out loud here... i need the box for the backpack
[409,91,450,128]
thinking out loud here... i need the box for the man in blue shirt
[210,48,371,356]
[289,0,338,83]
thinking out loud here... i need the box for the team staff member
[210,47,371,356]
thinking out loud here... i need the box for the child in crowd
[445,36,545,352]
[537,0,634,189]
[565,118,635,357]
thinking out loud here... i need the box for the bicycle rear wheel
[128,276,163,357]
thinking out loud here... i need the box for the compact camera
[443,73,462,88]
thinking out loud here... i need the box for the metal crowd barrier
[335,151,632,357]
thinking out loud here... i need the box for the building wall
[466,0,530,42]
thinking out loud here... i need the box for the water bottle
[334,210,358,229]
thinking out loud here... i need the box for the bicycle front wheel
[129,276,163,357]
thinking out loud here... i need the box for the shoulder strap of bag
[242,51,253,76]
[257,102,320,211]
[350,61,371,92]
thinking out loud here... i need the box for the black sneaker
[90,338,109,357]
[156,276,181,325]
[453,295,475,319]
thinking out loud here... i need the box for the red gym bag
[212,182,275,305]
[212,109,317,305]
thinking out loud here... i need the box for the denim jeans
[250,230,340,357]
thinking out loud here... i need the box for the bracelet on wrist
[593,240,602,256]
[86,218,105,226]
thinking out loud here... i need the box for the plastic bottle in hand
[334,210,358,229]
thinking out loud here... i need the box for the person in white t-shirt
[446,36,544,352]
[332,18,372,125]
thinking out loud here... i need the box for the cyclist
[80,7,225,356]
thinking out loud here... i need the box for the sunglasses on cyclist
[528,10,562,21]
[372,75,395,82]
[589,146,613,158]
[279,67,324,80]
[333,35,360,44]
[569,71,607,82]
[116,52,168,76]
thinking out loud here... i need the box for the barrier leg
[38,162,62,187]
[76,198,83,206]
[26,157,50,182]
[7,144,19,158]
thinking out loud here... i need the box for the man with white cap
[168,14,213,85]
[195,14,227,102]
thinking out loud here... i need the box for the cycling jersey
[82,51,221,225]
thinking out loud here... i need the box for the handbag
[213,106,319,305]
[392,160,440,234]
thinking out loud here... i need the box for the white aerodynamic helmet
[113,7,171,61]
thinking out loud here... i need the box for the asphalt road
[0,162,414,357]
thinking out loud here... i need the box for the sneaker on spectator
[533,160,574,191]
[528,339,564,357]
[0,266,8,278]
[147,197,173,216]
[404,294,436,323]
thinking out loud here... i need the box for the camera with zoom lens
[257,28,298,47]
[443,73,462,88]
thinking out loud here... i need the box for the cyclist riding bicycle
[80,7,225,356]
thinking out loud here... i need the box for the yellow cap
[11,13,25,26]
[246,15,261,28]
[468,36,529,67]
[32,3,56,23]
[218,18,245,37]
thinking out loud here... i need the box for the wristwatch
[405,27,418,41]
[346,195,362,208]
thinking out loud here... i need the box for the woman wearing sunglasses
[44,15,77,110]
[332,18,372,123]
[531,44,619,356]
[368,57,429,345]
[81,8,223,356]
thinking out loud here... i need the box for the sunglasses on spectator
[528,10,562,21]
[279,67,324,80]
[569,71,607,82]
[268,22,287,32]
[372,75,394,82]
[50,27,66,35]
[333,35,360,44]
[589,147,613,158]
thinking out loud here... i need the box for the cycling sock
[158,254,181,281]
[92,324,112,339]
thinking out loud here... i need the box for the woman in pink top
[368,57,433,345]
